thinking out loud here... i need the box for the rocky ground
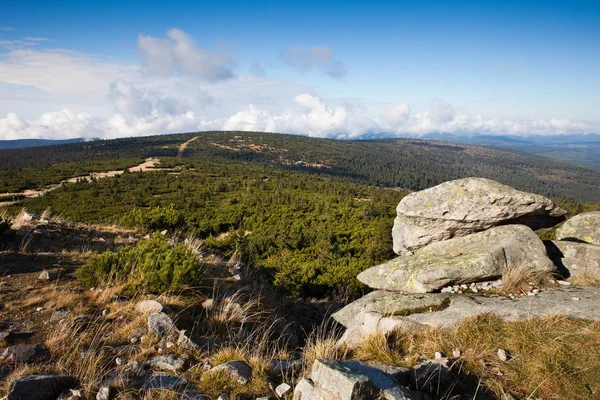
[1,178,600,400]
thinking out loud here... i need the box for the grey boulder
[293,359,411,400]
[7,375,78,400]
[359,225,554,293]
[392,178,566,254]
[0,343,51,364]
[555,211,600,245]
[546,240,600,281]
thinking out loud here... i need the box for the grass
[352,314,600,400]
[501,265,555,293]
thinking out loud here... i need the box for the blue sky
[0,0,598,139]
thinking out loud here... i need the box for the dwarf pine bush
[77,236,202,294]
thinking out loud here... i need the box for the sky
[0,0,599,140]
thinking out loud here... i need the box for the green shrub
[77,236,202,294]
[120,204,184,231]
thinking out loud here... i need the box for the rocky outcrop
[392,178,566,254]
[333,287,600,346]
[359,225,554,293]
[546,240,600,281]
[555,211,600,244]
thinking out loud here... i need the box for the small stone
[36,307,44,312]
[148,354,186,373]
[102,309,110,317]
[434,351,443,359]
[275,382,291,397]
[208,360,252,385]
[572,297,580,301]
[38,270,52,280]
[557,280,571,286]
[115,357,124,366]
[497,348,509,362]
[471,288,479,293]
[532,289,539,294]
[135,300,164,314]
[96,385,112,400]
[201,298,214,310]
[217,393,230,400]
[449,251,462,257]
[452,349,461,358]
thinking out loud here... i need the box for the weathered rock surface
[148,355,186,373]
[7,375,78,400]
[555,211,600,244]
[209,360,252,385]
[546,240,600,280]
[0,343,51,364]
[293,359,412,400]
[392,178,566,254]
[359,225,554,293]
[147,312,178,341]
[333,287,600,346]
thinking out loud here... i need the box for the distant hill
[2,131,600,202]
[420,133,600,166]
[0,137,96,150]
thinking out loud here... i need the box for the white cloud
[283,45,346,78]
[0,28,594,141]
[138,28,236,82]
[0,109,100,140]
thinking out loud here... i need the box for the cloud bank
[0,28,594,141]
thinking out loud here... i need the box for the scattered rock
[135,300,164,314]
[217,393,230,400]
[555,211,600,244]
[209,360,252,385]
[148,355,186,373]
[276,382,292,397]
[497,349,509,362]
[7,375,78,400]
[95,385,112,400]
[38,270,56,281]
[140,373,188,390]
[452,349,461,358]
[0,343,51,364]
[392,178,566,254]
[147,312,178,341]
[359,225,555,293]
[201,298,214,310]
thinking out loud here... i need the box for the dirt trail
[177,136,199,158]
[0,158,161,207]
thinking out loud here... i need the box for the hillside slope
[2,131,600,201]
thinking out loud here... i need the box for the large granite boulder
[332,287,600,347]
[392,178,566,254]
[555,211,600,244]
[359,225,554,293]
[546,240,600,281]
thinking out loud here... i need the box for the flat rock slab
[556,211,600,245]
[359,225,554,293]
[333,287,600,347]
[547,240,600,280]
[392,178,566,254]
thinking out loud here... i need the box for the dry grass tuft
[501,265,555,293]
[569,273,600,286]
